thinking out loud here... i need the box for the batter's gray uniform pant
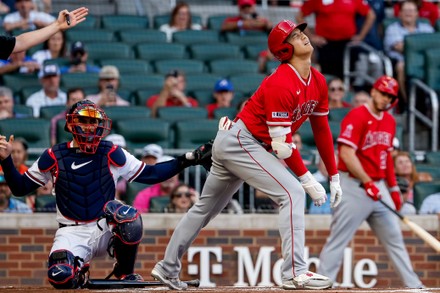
[318,172,423,288]
[159,120,307,282]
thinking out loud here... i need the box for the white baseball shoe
[151,263,188,290]
[282,271,333,290]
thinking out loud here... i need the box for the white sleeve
[111,148,145,182]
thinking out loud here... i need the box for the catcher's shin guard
[48,249,89,289]
[103,200,143,279]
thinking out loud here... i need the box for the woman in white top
[159,1,202,42]
[31,30,66,67]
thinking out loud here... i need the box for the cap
[158,155,174,163]
[373,75,398,97]
[142,144,163,159]
[238,0,256,7]
[105,134,126,148]
[71,41,86,55]
[214,79,233,92]
[38,63,60,79]
[99,65,120,79]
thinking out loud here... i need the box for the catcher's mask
[65,100,111,154]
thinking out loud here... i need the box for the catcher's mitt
[192,140,213,171]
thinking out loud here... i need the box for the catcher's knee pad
[47,250,87,289]
[104,200,143,278]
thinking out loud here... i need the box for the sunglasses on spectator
[174,192,192,198]
[329,87,344,92]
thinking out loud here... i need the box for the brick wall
[0,214,439,288]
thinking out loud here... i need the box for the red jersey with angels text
[237,64,329,145]
[337,104,396,180]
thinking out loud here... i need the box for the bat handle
[65,14,71,25]
[184,279,200,287]
[379,199,404,220]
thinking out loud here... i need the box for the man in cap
[26,63,66,117]
[60,41,100,74]
[141,144,164,165]
[206,78,235,119]
[87,65,129,106]
[221,0,272,33]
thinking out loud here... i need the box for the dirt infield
[1,286,440,293]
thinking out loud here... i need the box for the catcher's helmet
[268,20,307,62]
[65,100,112,154]
[373,75,399,109]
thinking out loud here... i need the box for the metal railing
[408,78,439,152]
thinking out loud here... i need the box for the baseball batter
[152,20,343,290]
[0,100,210,289]
[318,76,423,288]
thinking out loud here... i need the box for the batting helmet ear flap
[268,20,307,62]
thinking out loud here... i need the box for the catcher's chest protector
[51,142,115,221]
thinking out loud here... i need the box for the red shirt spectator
[221,0,272,33]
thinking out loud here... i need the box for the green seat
[56,119,71,144]
[425,48,440,91]
[134,43,186,61]
[425,151,440,164]
[175,119,218,149]
[266,60,280,74]
[415,164,440,180]
[298,121,315,148]
[35,195,56,212]
[3,74,39,95]
[229,74,265,96]
[189,43,242,61]
[225,32,268,46]
[113,118,171,149]
[153,59,205,74]
[43,57,71,68]
[39,105,65,120]
[66,28,115,42]
[20,85,42,105]
[86,42,133,61]
[172,30,220,45]
[157,107,208,123]
[209,59,259,76]
[404,32,440,80]
[185,73,222,91]
[153,14,202,29]
[413,181,440,211]
[103,106,151,123]
[134,89,162,106]
[207,14,234,31]
[80,15,99,28]
[328,121,341,143]
[61,72,100,89]
[191,89,214,107]
[119,74,164,91]
[0,118,50,149]
[243,44,267,59]
[149,196,170,213]
[100,59,152,75]
[329,108,351,122]
[101,15,149,30]
[125,182,147,206]
[13,105,34,117]
[117,29,167,44]
[213,107,237,120]
[436,19,440,32]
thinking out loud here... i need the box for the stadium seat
[134,43,187,61]
[13,105,34,117]
[243,44,267,60]
[66,28,116,43]
[415,164,440,180]
[153,14,202,29]
[134,89,162,106]
[191,89,214,107]
[101,15,149,30]
[225,32,268,46]
[61,72,100,89]
[229,73,265,96]
[149,196,170,213]
[100,59,152,75]
[209,59,259,76]
[185,73,222,92]
[425,151,440,164]
[266,60,280,74]
[19,85,42,105]
[213,107,237,120]
[174,119,218,149]
[153,59,205,74]
[328,107,351,122]
[207,14,234,31]
[56,119,71,144]
[172,30,220,45]
[189,43,242,61]
[0,118,50,149]
[86,42,133,61]
[125,182,148,206]
[103,106,151,123]
[3,74,39,96]
[113,118,171,149]
[35,195,56,212]
[157,107,208,123]
[43,57,71,68]
[80,14,99,28]
[425,48,440,91]
[39,105,65,120]
[119,74,164,91]
[413,181,440,211]
[404,32,440,80]
[117,29,167,44]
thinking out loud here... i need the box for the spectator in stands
[351,90,370,108]
[393,0,439,26]
[0,86,29,119]
[133,155,180,213]
[86,65,129,107]
[159,1,202,43]
[207,78,234,119]
[31,31,66,67]
[419,192,440,214]
[147,70,198,118]
[0,172,32,213]
[60,41,100,74]
[393,151,432,212]
[2,0,55,33]
[384,0,434,107]
[328,78,352,109]
[141,143,164,165]
[221,0,272,34]
[104,133,128,201]
[296,0,376,79]
[33,0,52,14]
[26,63,66,117]
[50,87,85,145]
[0,1,10,13]
[257,48,276,73]
[164,183,198,213]
[0,49,40,75]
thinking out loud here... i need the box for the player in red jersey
[318,75,424,288]
[151,20,342,290]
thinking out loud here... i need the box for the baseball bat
[379,199,440,253]
[85,278,200,289]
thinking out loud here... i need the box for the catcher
[0,100,212,289]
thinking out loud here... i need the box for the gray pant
[159,120,307,281]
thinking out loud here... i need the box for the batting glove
[362,181,381,201]
[184,140,213,171]
[389,186,402,211]
[329,174,342,208]
[299,171,327,206]
[218,116,234,130]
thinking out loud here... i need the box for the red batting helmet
[268,20,307,62]
[373,75,399,109]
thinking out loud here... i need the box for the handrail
[408,78,439,152]
[343,41,393,90]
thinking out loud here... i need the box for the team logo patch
[272,112,289,118]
